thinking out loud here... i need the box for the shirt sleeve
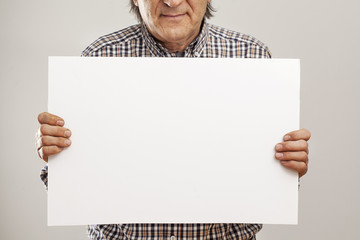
[40,164,48,190]
[260,44,272,59]
[265,48,272,59]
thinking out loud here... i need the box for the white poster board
[48,57,300,226]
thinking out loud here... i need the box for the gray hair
[129,0,215,22]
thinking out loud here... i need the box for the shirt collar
[141,20,209,57]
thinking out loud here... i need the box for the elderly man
[36,0,311,239]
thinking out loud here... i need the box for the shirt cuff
[40,164,48,190]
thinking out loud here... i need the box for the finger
[38,112,65,126]
[275,140,308,154]
[280,160,308,178]
[38,146,64,162]
[283,128,311,142]
[275,151,308,163]
[40,124,72,138]
[36,136,72,150]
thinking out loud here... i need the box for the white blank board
[48,57,300,226]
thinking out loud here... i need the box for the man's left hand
[275,128,311,178]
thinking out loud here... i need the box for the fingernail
[65,139,71,146]
[276,153,283,158]
[275,144,282,150]
[57,120,64,126]
[65,130,71,137]
[280,160,287,164]
[284,135,291,141]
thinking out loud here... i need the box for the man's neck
[148,20,205,53]
[158,36,195,53]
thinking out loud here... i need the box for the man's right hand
[36,112,72,162]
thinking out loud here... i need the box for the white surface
[48,57,300,226]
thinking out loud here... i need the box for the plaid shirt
[81,22,271,58]
[42,21,271,240]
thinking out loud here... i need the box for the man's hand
[275,128,311,178]
[35,112,72,162]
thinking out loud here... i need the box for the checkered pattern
[81,22,271,59]
[87,223,261,240]
[41,21,271,240]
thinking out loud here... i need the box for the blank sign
[48,57,300,226]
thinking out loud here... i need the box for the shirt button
[170,236,176,240]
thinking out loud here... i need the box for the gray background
[0,0,359,239]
